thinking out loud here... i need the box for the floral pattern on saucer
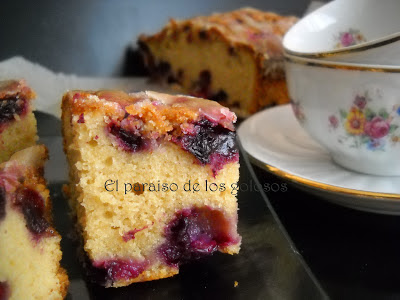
[334,29,366,48]
[329,92,400,151]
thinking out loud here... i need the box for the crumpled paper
[0,56,171,118]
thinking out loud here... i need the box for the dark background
[0,0,312,75]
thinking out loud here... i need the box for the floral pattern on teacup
[335,29,366,48]
[328,93,400,151]
[291,99,305,123]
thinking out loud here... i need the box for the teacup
[283,0,400,65]
[284,54,400,176]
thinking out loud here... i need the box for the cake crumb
[234,281,239,287]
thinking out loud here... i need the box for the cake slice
[0,145,69,299]
[0,80,38,163]
[138,7,297,117]
[62,90,241,287]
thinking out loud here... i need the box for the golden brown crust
[62,91,125,117]
[62,89,237,135]
[125,102,199,137]
[140,8,297,58]
[0,79,36,101]
[57,268,70,298]
[62,90,200,140]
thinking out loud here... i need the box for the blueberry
[174,119,238,174]
[13,187,53,238]
[0,98,26,124]
[158,206,238,266]
[157,61,171,76]
[198,30,208,40]
[0,281,10,300]
[0,186,5,222]
[89,258,147,286]
[108,123,148,152]
[198,70,211,90]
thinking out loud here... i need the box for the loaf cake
[0,145,69,299]
[138,7,297,117]
[62,90,241,287]
[0,80,38,163]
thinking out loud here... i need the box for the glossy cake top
[0,79,36,101]
[141,7,297,58]
[66,90,237,131]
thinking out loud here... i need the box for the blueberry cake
[0,80,38,163]
[0,145,69,299]
[138,7,297,117]
[62,90,241,287]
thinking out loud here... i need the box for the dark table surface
[2,1,399,299]
[253,166,400,300]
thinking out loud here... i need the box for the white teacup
[284,54,400,176]
[283,0,400,65]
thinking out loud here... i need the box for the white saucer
[238,104,400,215]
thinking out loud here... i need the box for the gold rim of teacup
[283,33,400,59]
[248,155,400,200]
[284,53,400,73]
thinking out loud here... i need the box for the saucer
[238,105,400,215]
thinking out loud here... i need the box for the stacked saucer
[240,0,400,214]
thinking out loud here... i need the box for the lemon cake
[62,90,241,287]
[0,145,69,299]
[0,80,38,163]
[138,7,297,117]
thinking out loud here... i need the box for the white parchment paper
[0,56,172,118]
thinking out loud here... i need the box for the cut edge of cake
[62,90,241,287]
[0,145,69,299]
